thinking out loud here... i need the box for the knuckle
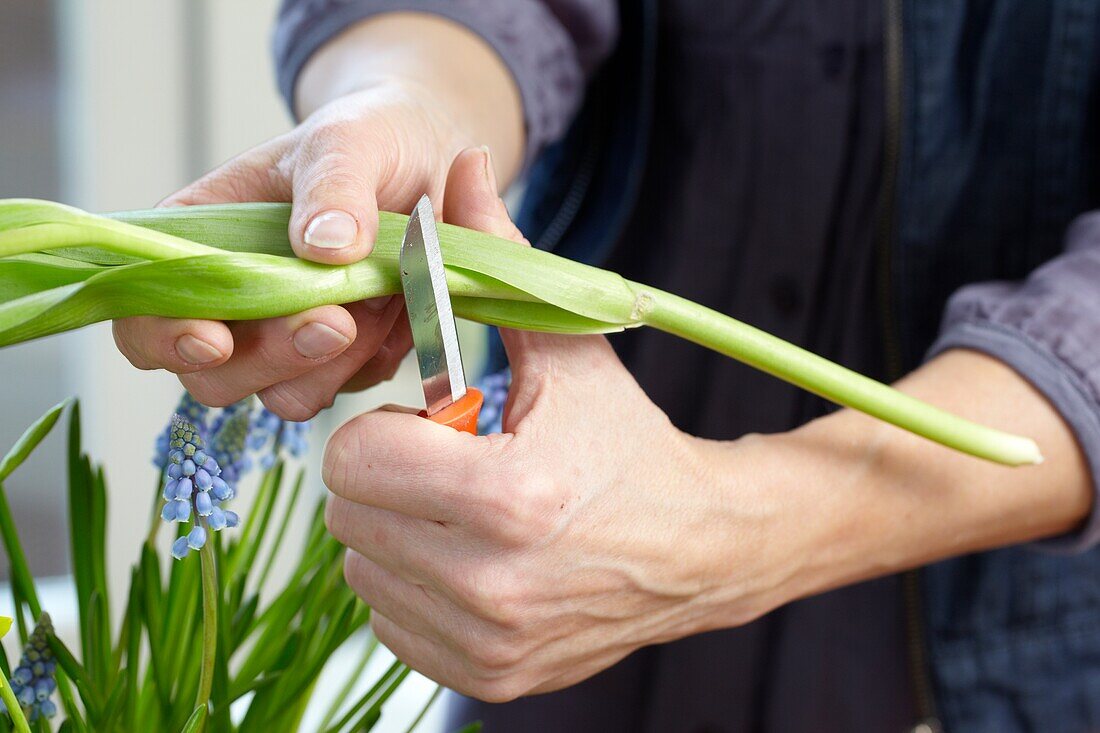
[465,675,527,704]
[177,376,239,409]
[321,419,366,497]
[373,347,404,383]
[325,497,349,543]
[258,383,326,422]
[485,471,562,546]
[111,322,154,370]
[466,633,525,674]
[342,548,368,589]
[452,564,526,630]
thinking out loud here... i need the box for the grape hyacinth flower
[153,391,209,467]
[248,408,309,469]
[209,398,255,484]
[1,614,58,723]
[476,368,510,434]
[162,414,240,560]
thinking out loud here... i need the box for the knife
[399,195,483,434]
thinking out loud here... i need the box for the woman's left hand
[321,150,806,701]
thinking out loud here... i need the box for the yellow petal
[0,616,11,639]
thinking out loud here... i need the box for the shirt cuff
[274,0,588,168]
[928,320,1100,553]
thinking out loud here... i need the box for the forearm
[695,348,1093,628]
[295,13,525,185]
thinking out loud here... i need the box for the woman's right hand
[113,80,471,420]
[112,12,524,420]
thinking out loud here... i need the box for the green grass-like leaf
[0,398,68,482]
[179,703,207,733]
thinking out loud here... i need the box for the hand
[321,151,799,701]
[112,14,524,419]
[112,82,463,418]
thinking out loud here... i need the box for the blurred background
[0,1,481,729]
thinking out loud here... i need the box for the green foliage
[0,401,447,732]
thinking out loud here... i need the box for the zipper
[878,0,904,381]
[876,0,943,730]
[534,128,601,252]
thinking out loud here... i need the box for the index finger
[322,408,503,523]
[113,316,233,373]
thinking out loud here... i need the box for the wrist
[295,13,524,185]
[686,411,931,631]
[742,350,1094,607]
[671,431,845,634]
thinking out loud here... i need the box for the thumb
[289,135,384,265]
[441,146,530,246]
[441,146,620,425]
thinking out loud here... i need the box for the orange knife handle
[420,387,483,435]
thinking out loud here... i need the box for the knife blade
[399,195,483,433]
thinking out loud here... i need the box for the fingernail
[294,322,351,359]
[175,334,223,365]
[363,295,394,314]
[304,210,358,249]
[480,145,499,196]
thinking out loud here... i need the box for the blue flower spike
[6,614,58,723]
[210,399,255,484]
[153,391,209,467]
[159,413,242,560]
[250,407,310,469]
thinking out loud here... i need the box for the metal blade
[400,195,467,415]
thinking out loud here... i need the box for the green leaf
[91,466,110,626]
[46,634,102,721]
[0,484,40,620]
[0,398,68,482]
[229,460,284,584]
[323,661,408,733]
[86,591,111,692]
[0,255,99,302]
[0,664,31,733]
[51,671,86,732]
[179,704,207,733]
[66,402,99,676]
[452,296,625,334]
[139,543,172,717]
[110,202,296,259]
[229,594,260,650]
[255,468,306,589]
[317,634,380,731]
[0,253,399,348]
[0,618,10,639]
[0,198,217,262]
[123,567,143,733]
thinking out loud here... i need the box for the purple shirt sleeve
[273,0,619,166]
[928,212,1100,552]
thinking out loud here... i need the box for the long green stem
[195,525,218,724]
[642,286,1043,465]
[0,200,1044,466]
[0,666,31,733]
